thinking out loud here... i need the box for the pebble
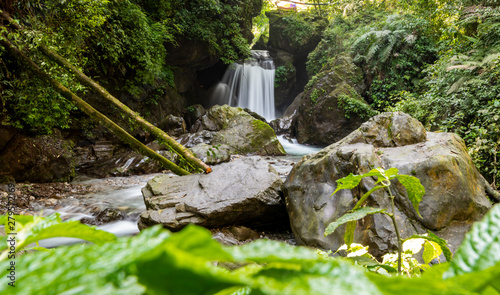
[44,198,58,206]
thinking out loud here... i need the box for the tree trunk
[0,36,191,176]
[0,11,211,174]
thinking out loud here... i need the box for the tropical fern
[353,27,409,73]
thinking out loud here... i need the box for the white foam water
[211,50,276,121]
[277,135,323,156]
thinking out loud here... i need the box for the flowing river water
[31,137,323,248]
[14,49,325,247]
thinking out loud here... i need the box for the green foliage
[252,0,274,45]
[330,167,424,215]
[0,213,116,260]
[338,94,379,119]
[0,64,77,133]
[402,231,453,263]
[443,202,500,278]
[392,54,500,188]
[310,88,325,104]
[274,63,295,87]
[350,14,438,110]
[2,0,254,133]
[338,236,445,277]
[306,15,355,76]
[326,167,426,275]
[281,12,316,46]
[167,0,251,64]
[85,0,175,97]
[2,205,500,293]
[280,11,327,48]
[384,3,500,188]
[325,207,387,237]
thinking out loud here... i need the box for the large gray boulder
[285,112,492,258]
[138,156,287,231]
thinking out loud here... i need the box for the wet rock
[44,198,58,207]
[0,125,17,151]
[185,104,206,130]
[291,53,370,145]
[95,208,125,224]
[92,141,114,159]
[228,226,261,241]
[178,130,216,148]
[211,226,261,246]
[0,132,75,183]
[345,111,427,147]
[269,111,295,135]
[189,143,232,165]
[138,156,288,231]
[212,231,240,246]
[285,112,492,258]
[158,115,186,137]
[78,147,177,178]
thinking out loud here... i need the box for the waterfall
[211,50,276,121]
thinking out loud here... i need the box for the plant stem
[386,186,402,275]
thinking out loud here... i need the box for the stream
[30,137,324,248]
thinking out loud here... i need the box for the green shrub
[274,63,295,88]
[392,54,500,188]
[1,204,500,293]
[338,94,378,119]
[350,14,438,110]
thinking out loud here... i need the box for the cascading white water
[211,50,276,121]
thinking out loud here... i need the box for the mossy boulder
[284,112,491,258]
[179,105,285,156]
[290,53,371,145]
[0,132,75,183]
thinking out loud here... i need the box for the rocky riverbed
[0,155,303,246]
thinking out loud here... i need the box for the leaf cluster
[1,204,500,294]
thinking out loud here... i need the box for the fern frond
[351,31,376,51]
[480,53,500,67]
[447,77,470,94]
[366,44,381,63]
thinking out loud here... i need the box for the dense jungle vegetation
[0,0,258,133]
[301,0,500,189]
[1,0,499,187]
[1,0,500,293]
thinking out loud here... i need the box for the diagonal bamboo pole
[0,11,212,173]
[0,36,191,176]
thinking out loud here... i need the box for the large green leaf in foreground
[1,205,500,294]
[444,203,500,278]
[0,213,116,259]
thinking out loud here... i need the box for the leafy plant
[338,93,378,119]
[2,204,500,294]
[324,167,435,275]
[274,63,295,88]
[338,236,444,277]
[310,88,326,104]
[0,213,116,260]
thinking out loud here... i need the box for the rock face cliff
[287,53,370,145]
[256,11,327,112]
[284,112,492,258]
